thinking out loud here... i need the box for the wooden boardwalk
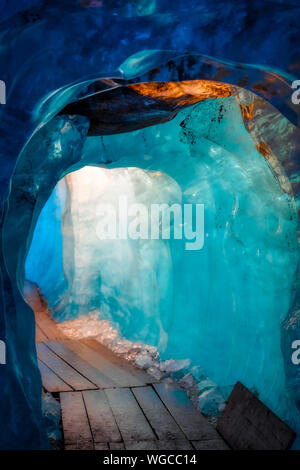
[25,281,230,451]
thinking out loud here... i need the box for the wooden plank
[24,280,65,341]
[125,441,158,450]
[65,339,144,388]
[192,439,230,450]
[156,439,193,450]
[216,381,296,450]
[37,343,96,391]
[38,359,72,392]
[154,383,220,441]
[35,310,66,341]
[109,443,125,450]
[105,388,155,441]
[132,386,185,440]
[94,443,109,450]
[83,389,121,443]
[46,341,117,388]
[36,325,48,343]
[60,391,93,449]
[82,338,156,385]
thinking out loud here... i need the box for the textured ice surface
[25,180,67,309]
[1,0,300,450]
[41,392,62,450]
[26,95,300,435]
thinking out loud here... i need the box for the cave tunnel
[3,64,300,452]
[15,78,300,448]
[1,0,300,451]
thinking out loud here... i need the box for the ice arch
[0,57,298,448]
[23,92,300,444]
[0,0,299,452]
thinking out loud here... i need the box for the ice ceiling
[0,0,300,449]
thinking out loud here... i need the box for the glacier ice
[41,391,62,450]
[0,0,300,450]
[26,94,300,439]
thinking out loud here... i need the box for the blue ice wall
[26,95,300,435]
[25,180,67,310]
[1,0,300,450]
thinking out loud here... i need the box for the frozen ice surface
[41,391,62,449]
[135,354,155,370]
[1,0,300,451]
[159,359,191,373]
[198,388,226,416]
[26,95,300,437]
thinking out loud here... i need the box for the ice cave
[0,0,300,450]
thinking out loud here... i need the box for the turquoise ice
[26,95,300,435]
